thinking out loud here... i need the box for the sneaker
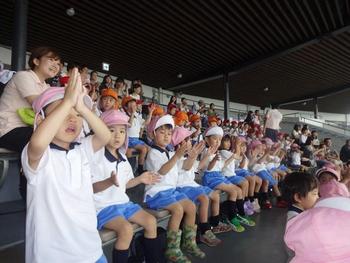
[212,222,232,234]
[225,217,245,233]
[244,201,254,216]
[252,199,261,213]
[236,214,256,227]
[199,230,222,247]
[261,200,272,209]
[276,199,288,208]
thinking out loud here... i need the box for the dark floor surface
[0,206,287,263]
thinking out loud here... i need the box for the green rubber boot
[165,229,190,263]
[181,225,206,259]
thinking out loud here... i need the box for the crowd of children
[2,47,350,262]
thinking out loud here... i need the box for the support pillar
[223,72,230,120]
[313,97,318,119]
[11,0,28,71]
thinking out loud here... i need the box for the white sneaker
[253,199,261,213]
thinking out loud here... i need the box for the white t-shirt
[220,150,236,177]
[144,146,178,199]
[190,127,203,144]
[200,148,224,173]
[265,109,282,130]
[127,112,144,138]
[177,157,200,188]
[291,151,301,165]
[21,137,102,263]
[91,148,134,214]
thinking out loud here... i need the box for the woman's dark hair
[67,62,80,72]
[28,46,61,70]
[282,172,318,204]
[293,124,301,131]
[90,70,98,78]
[168,96,177,105]
[131,83,142,93]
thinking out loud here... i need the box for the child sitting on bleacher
[189,114,203,145]
[122,96,153,174]
[200,126,255,232]
[248,140,285,208]
[219,135,253,215]
[231,136,262,213]
[144,115,205,263]
[22,69,110,263]
[99,88,118,113]
[91,110,162,263]
[172,127,231,247]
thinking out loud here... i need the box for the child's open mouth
[65,125,76,134]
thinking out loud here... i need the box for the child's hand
[207,145,218,156]
[109,171,119,187]
[139,171,161,185]
[74,76,89,113]
[188,141,205,159]
[175,142,188,158]
[64,68,81,107]
[149,103,156,113]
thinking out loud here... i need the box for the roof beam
[168,24,350,92]
[273,82,350,107]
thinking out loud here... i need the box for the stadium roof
[2,0,350,113]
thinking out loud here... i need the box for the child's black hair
[219,134,231,150]
[155,124,173,132]
[282,172,318,205]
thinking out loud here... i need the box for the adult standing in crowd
[179,97,189,112]
[114,77,128,97]
[340,140,350,163]
[264,108,283,142]
[167,96,178,113]
[0,46,61,199]
[207,103,216,117]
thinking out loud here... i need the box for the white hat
[154,114,175,131]
[204,126,224,137]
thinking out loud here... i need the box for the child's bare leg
[215,183,238,201]
[197,194,209,223]
[179,199,196,226]
[273,184,281,196]
[129,210,160,262]
[238,178,249,197]
[254,176,262,192]
[134,144,148,166]
[104,217,134,250]
[165,202,184,231]
[245,176,256,197]
[129,210,157,238]
[209,190,220,216]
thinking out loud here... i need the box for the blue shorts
[176,186,212,203]
[96,255,108,263]
[225,175,246,185]
[256,170,277,186]
[97,202,142,230]
[235,169,252,177]
[145,188,188,210]
[128,137,145,148]
[278,165,288,171]
[202,171,231,189]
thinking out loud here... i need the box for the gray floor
[0,207,287,263]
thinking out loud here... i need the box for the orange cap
[101,88,118,101]
[208,116,218,123]
[152,105,164,116]
[190,114,200,123]
[174,111,189,126]
[122,96,136,107]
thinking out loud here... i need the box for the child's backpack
[128,227,167,263]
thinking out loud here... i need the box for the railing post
[11,0,28,71]
[223,72,229,120]
[313,97,319,119]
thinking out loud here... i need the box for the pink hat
[262,137,274,146]
[32,87,93,115]
[238,136,247,143]
[171,127,194,146]
[319,180,350,198]
[249,140,262,150]
[32,87,65,114]
[100,110,130,154]
[316,166,341,181]
[100,110,130,127]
